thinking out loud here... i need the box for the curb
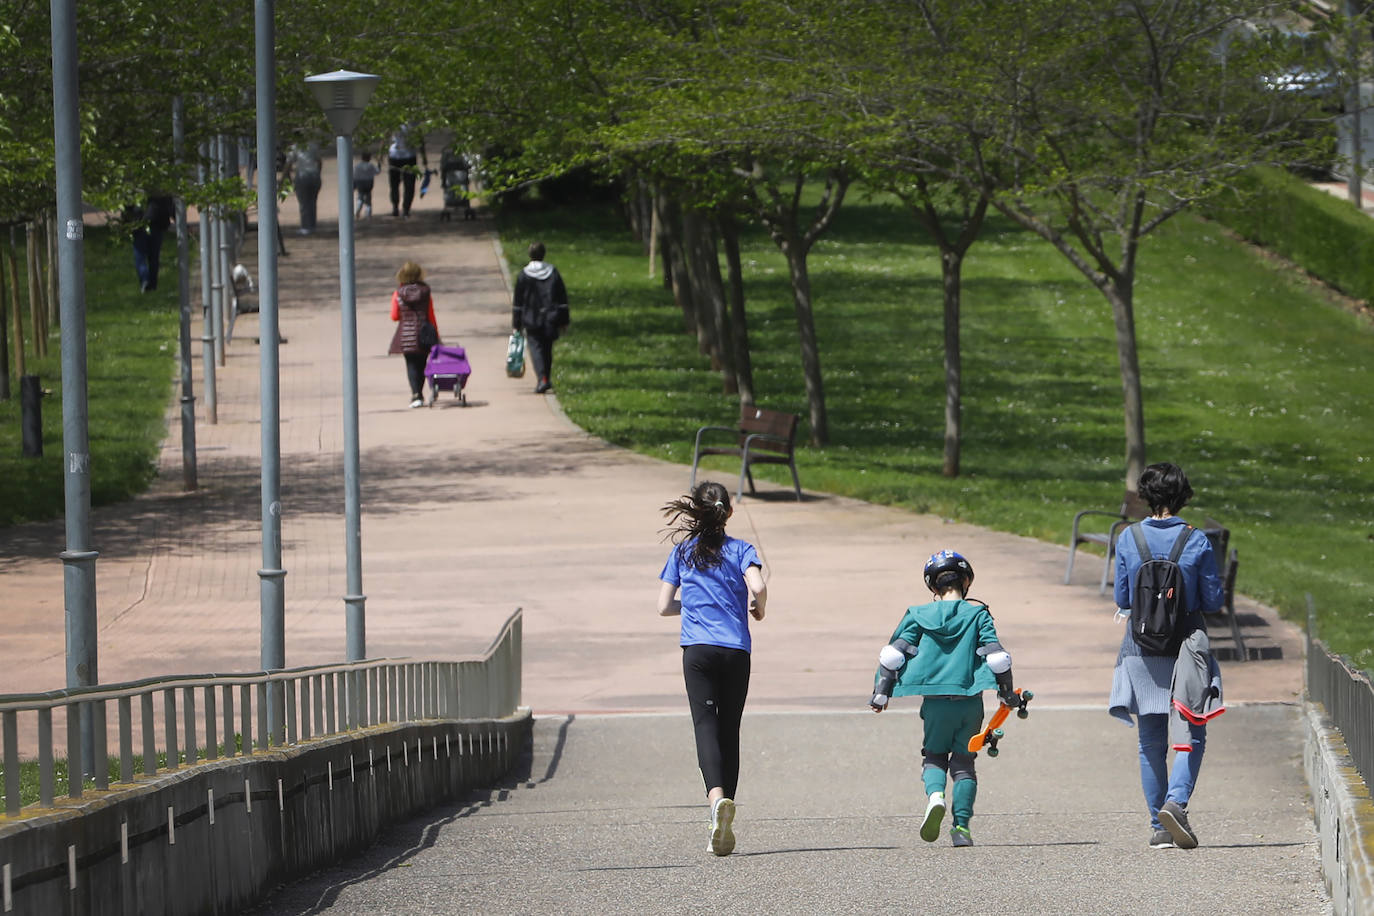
[1305,702,1374,915]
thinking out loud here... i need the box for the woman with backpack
[1108,462,1224,851]
[387,261,440,408]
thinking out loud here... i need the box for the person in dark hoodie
[868,550,1019,848]
[511,241,569,394]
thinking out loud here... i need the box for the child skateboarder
[868,550,1019,847]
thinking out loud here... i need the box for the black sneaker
[1158,801,1198,849]
[1149,829,1176,849]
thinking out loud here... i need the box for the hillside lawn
[495,192,1374,671]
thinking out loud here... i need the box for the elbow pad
[878,638,918,672]
[877,644,906,672]
[977,642,1012,674]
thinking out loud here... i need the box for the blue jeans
[1136,713,1205,829]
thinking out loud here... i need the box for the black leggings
[682,644,751,799]
[404,352,427,398]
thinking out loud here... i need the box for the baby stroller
[424,343,471,406]
[439,151,474,222]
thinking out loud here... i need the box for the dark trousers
[389,155,418,215]
[682,644,751,799]
[526,331,555,383]
[295,172,321,231]
[132,225,166,291]
[404,352,427,399]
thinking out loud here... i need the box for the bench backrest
[737,406,798,451]
[1121,490,1150,519]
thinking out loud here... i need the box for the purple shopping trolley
[424,344,471,406]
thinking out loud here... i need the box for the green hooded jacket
[879,598,1001,697]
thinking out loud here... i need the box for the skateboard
[967,688,1033,757]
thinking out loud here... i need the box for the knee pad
[949,752,977,782]
[922,752,950,773]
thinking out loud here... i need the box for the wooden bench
[1199,517,1247,661]
[690,406,802,501]
[1064,490,1150,594]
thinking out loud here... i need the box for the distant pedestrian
[287,143,323,235]
[657,481,767,857]
[511,241,569,394]
[353,151,380,219]
[1109,461,1225,851]
[128,195,174,292]
[387,126,427,218]
[868,550,1020,847]
[387,261,440,408]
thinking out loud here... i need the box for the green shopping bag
[506,331,526,378]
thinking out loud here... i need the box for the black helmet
[924,549,974,593]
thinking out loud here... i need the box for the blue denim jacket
[1113,516,1224,614]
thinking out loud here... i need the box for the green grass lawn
[0,226,181,526]
[497,192,1374,670]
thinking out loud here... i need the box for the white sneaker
[708,798,736,856]
[920,792,946,843]
[409,398,423,409]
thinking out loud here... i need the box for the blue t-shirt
[660,536,760,652]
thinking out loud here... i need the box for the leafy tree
[884,0,1330,486]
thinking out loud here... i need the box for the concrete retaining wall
[1305,703,1374,916]
[0,711,531,915]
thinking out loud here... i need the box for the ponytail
[661,482,731,569]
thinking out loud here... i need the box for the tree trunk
[682,207,732,378]
[7,229,24,378]
[680,207,719,362]
[0,238,10,400]
[655,193,696,336]
[784,245,828,445]
[27,223,46,357]
[1104,279,1147,488]
[941,249,963,477]
[46,211,58,329]
[719,213,754,406]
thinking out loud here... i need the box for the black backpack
[1127,523,1193,656]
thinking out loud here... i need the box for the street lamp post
[305,70,379,673]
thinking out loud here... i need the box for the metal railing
[1,610,521,816]
[1305,596,1373,792]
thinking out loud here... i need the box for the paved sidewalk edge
[1305,702,1374,916]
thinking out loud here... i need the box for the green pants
[920,695,984,827]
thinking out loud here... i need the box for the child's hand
[869,693,889,713]
[749,600,765,621]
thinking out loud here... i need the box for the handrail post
[118,696,133,784]
[205,686,218,760]
[38,708,54,807]
[65,703,82,798]
[141,693,156,776]
[92,700,108,790]
[223,685,235,757]
[3,710,19,815]
[240,684,252,756]
[183,686,198,765]
[164,689,179,770]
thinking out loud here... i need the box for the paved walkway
[0,153,1325,911]
[252,710,1326,915]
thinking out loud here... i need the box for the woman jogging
[657,481,767,857]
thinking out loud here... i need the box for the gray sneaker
[950,825,974,847]
[1158,801,1198,849]
[1149,829,1177,849]
[708,797,736,856]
